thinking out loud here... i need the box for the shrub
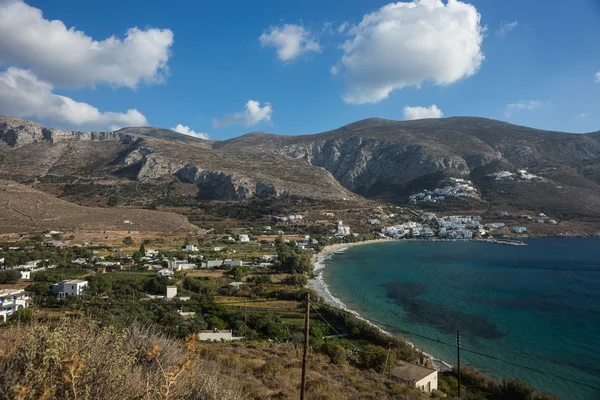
[0,270,21,284]
[320,342,347,365]
[0,318,244,400]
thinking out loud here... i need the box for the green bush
[0,270,21,284]
[320,342,347,365]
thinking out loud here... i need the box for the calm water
[320,238,600,400]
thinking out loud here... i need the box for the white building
[336,221,351,236]
[223,260,244,268]
[20,271,31,280]
[202,260,224,269]
[391,362,438,394]
[183,244,198,252]
[52,280,88,299]
[156,268,174,278]
[513,226,528,234]
[197,329,243,341]
[0,289,29,323]
[239,234,250,243]
[166,286,177,299]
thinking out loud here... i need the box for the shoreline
[308,239,452,371]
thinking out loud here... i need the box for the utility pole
[457,331,461,399]
[300,293,310,400]
[244,298,247,337]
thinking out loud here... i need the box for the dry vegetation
[0,318,244,400]
[0,317,431,400]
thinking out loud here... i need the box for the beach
[308,238,451,371]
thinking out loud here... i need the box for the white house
[202,260,224,269]
[239,234,250,243]
[20,271,31,280]
[513,226,528,234]
[156,268,174,278]
[166,286,178,299]
[52,280,88,298]
[223,260,244,268]
[183,244,198,252]
[391,362,438,394]
[197,329,243,341]
[0,289,29,323]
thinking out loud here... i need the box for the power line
[310,299,600,391]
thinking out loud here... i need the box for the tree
[231,266,249,281]
[139,243,146,257]
[123,236,134,246]
[0,270,21,284]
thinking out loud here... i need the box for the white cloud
[212,100,273,128]
[505,100,543,117]
[0,67,147,130]
[495,21,518,36]
[595,72,600,83]
[334,0,485,104]
[337,22,349,33]
[171,124,209,140]
[577,112,591,118]
[259,24,321,62]
[403,105,444,120]
[0,0,173,89]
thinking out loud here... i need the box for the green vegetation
[0,270,20,284]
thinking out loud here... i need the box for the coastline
[308,238,452,371]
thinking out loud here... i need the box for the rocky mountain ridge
[1,116,600,219]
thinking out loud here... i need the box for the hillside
[2,116,600,221]
[0,179,199,233]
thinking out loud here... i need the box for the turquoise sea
[314,238,600,400]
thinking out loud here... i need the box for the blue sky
[1,0,599,139]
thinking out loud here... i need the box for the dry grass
[198,341,429,400]
[0,318,244,400]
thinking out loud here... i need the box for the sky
[1,0,600,140]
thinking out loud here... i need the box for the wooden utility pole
[457,331,461,399]
[300,293,311,400]
[244,298,247,337]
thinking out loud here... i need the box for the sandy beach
[314,238,393,260]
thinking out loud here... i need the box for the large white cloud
[212,100,273,128]
[334,0,485,104]
[259,24,321,62]
[171,124,209,140]
[403,105,444,120]
[0,0,173,89]
[505,100,543,117]
[595,72,600,83]
[0,67,147,130]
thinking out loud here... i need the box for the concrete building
[197,329,243,341]
[513,226,528,234]
[20,271,31,280]
[52,280,88,298]
[391,362,438,394]
[0,289,29,323]
[183,244,198,252]
[166,286,177,299]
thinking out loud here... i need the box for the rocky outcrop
[176,164,281,200]
[276,138,472,193]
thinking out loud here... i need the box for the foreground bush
[0,318,243,400]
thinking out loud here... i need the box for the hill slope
[2,116,600,219]
[0,179,199,233]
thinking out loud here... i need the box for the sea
[309,238,600,400]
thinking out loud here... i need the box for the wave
[308,249,452,372]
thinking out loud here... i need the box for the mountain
[2,115,600,220]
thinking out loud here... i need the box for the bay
[317,238,600,400]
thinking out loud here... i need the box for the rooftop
[0,288,25,296]
[391,362,436,383]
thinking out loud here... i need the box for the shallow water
[319,238,600,400]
